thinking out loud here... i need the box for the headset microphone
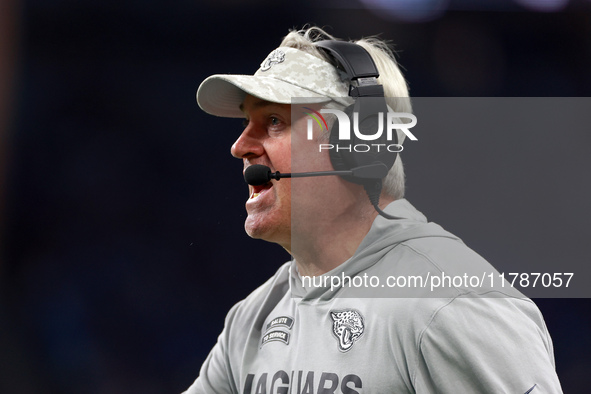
[244,164,275,186]
[244,164,402,220]
[244,164,390,186]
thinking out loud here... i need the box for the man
[185,27,562,393]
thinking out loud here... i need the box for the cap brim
[196,74,334,118]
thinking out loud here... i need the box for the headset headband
[315,40,384,98]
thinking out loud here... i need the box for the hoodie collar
[289,199,459,300]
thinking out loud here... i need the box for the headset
[245,40,401,219]
[315,40,399,219]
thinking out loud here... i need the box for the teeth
[252,192,261,198]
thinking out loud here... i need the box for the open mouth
[250,182,273,199]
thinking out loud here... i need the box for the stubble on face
[234,96,294,249]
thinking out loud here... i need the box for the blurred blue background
[1,0,590,393]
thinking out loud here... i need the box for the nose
[231,124,265,159]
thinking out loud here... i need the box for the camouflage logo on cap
[260,49,286,71]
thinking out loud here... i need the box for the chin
[244,214,290,246]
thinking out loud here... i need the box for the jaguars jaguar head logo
[330,309,365,352]
[260,49,286,71]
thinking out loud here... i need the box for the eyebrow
[239,99,281,114]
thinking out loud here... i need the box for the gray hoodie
[185,199,562,393]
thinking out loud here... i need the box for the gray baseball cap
[196,47,351,118]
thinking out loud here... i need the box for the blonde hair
[279,27,410,199]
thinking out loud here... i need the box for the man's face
[232,95,363,252]
[231,95,293,248]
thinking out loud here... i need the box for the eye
[267,114,287,135]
